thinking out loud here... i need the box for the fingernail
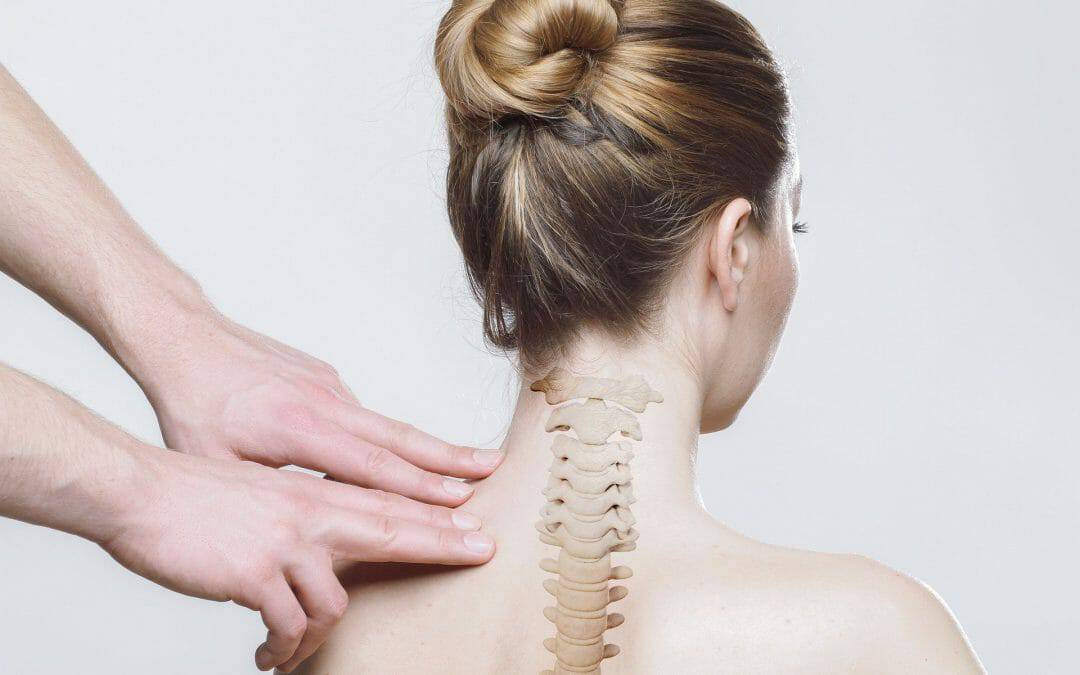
[473,449,504,467]
[443,478,473,498]
[464,531,494,555]
[254,643,272,670]
[451,510,482,531]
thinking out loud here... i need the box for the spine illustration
[531,368,663,675]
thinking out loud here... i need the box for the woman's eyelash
[792,221,809,234]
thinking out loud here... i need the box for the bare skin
[297,164,984,673]
[300,376,981,673]
[0,63,502,672]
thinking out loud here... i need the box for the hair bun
[436,0,620,119]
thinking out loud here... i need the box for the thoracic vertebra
[531,370,663,675]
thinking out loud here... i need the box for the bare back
[298,460,981,672]
[298,372,981,674]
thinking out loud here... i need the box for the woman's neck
[493,336,710,530]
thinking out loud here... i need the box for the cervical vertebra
[532,368,662,675]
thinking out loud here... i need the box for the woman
[297,0,984,672]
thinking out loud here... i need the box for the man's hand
[104,448,494,672]
[0,363,495,673]
[0,63,503,503]
[0,62,502,672]
[125,306,503,506]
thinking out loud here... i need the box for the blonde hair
[436,0,792,367]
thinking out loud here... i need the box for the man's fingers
[253,577,307,671]
[321,508,495,565]
[332,406,503,480]
[292,430,475,507]
[309,476,482,531]
[276,561,349,673]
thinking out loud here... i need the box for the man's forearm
[0,64,503,520]
[0,362,141,543]
[0,64,207,382]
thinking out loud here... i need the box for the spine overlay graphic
[531,368,663,675]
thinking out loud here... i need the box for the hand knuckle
[374,516,399,550]
[424,506,440,527]
[250,560,280,589]
[386,421,414,450]
[371,489,394,513]
[282,612,308,641]
[364,447,394,475]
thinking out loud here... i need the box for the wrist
[10,429,152,547]
[0,364,155,546]
[99,269,215,393]
[83,441,173,548]
[61,437,153,546]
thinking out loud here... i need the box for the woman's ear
[707,198,753,312]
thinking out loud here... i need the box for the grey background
[1,1,1076,673]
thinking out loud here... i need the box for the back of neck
[496,341,707,673]
[498,337,707,527]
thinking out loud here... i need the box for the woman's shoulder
[814,552,985,674]
[636,542,985,674]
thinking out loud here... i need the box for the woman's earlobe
[721,273,740,312]
[723,237,750,311]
